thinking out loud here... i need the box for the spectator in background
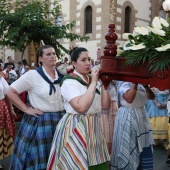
[91,59,95,68]
[3,63,18,85]
[16,61,24,77]
[24,64,30,73]
[64,57,68,65]
[19,59,29,75]
[0,63,12,81]
[20,64,30,76]
[34,63,40,69]
[95,60,100,66]
[0,63,3,72]
[0,59,3,69]
[3,56,15,70]
[145,88,170,150]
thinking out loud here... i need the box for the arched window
[85,6,92,34]
[124,6,131,33]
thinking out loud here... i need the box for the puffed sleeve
[119,82,132,95]
[10,70,34,94]
[1,76,9,94]
[61,79,84,102]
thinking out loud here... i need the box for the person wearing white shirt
[47,47,111,170]
[0,76,16,170]
[6,45,65,170]
[110,82,155,170]
[3,64,18,85]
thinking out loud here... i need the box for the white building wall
[59,0,70,22]
[77,0,101,7]
[118,0,151,26]
[1,0,155,64]
[4,49,15,62]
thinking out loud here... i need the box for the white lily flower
[152,16,169,29]
[148,26,166,36]
[155,44,170,51]
[134,26,150,35]
[117,46,123,55]
[122,33,132,40]
[124,40,135,45]
[123,43,146,51]
[132,30,138,36]
[160,17,169,27]
[163,0,170,11]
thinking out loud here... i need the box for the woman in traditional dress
[166,101,170,167]
[100,81,118,154]
[0,76,16,170]
[145,88,170,149]
[47,47,111,170]
[111,82,155,170]
[6,45,65,170]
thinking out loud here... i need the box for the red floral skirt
[0,99,16,138]
[0,99,16,159]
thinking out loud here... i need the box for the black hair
[6,63,13,66]
[70,47,88,62]
[38,45,54,57]
[22,59,28,66]
[7,56,11,60]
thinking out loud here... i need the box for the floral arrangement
[118,16,170,73]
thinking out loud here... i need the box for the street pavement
[1,122,170,170]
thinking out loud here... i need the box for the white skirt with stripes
[110,106,154,170]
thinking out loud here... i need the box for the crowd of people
[0,45,170,170]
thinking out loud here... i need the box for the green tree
[0,0,89,59]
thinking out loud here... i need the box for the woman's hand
[10,109,17,119]
[161,102,167,108]
[24,107,44,117]
[90,67,99,84]
[155,102,162,109]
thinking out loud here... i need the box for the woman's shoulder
[62,78,82,86]
[22,70,38,76]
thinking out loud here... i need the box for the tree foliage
[0,0,89,58]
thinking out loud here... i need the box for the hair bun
[69,47,78,56]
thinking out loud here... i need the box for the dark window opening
[124,6,131,33]
[85,6,92,34]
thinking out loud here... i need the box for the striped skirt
[111,106,154,170]
[0,99,16,160]
[10,111,65,170]
[47,113,110,170]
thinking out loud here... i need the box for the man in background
[3,56,15,70]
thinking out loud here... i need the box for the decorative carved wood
[99,24,170,90]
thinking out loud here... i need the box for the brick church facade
[2,0,166,64]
